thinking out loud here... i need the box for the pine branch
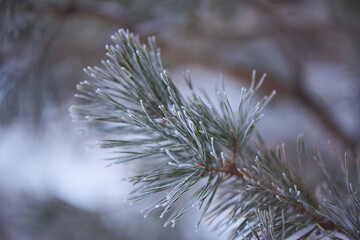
[71,29,359,239]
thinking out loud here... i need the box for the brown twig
[199,160,342,233]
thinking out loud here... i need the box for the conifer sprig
[71,29,359,239]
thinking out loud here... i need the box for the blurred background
[1,0,360,239]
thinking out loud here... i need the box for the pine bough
[71,29,360,239]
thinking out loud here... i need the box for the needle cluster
[71,29,360,240]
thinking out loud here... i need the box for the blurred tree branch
[5,0,360,151]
